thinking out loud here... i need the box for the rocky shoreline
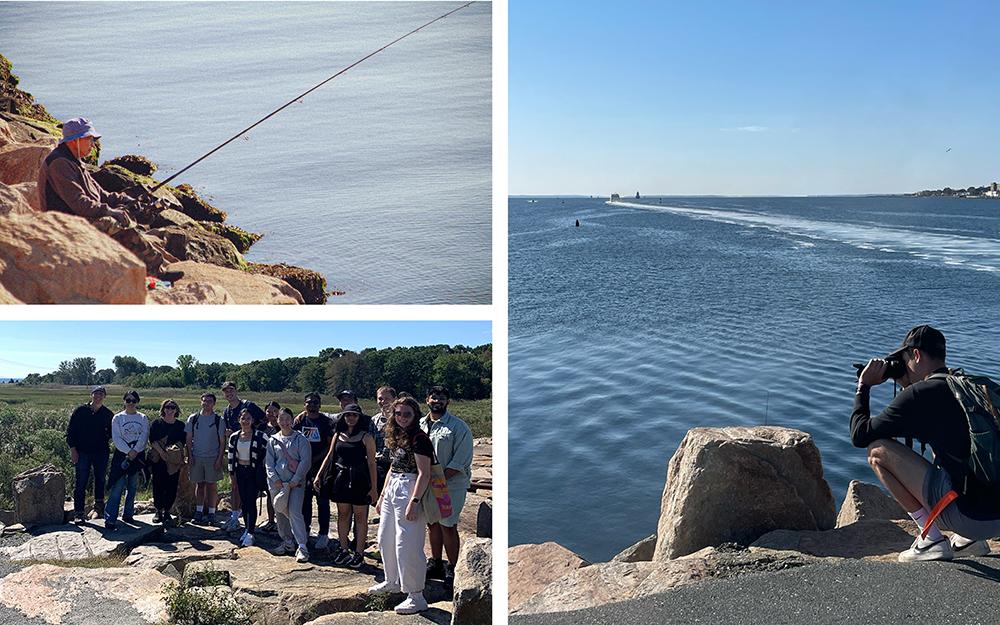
[0,439,492,625]
[0,54,328,304]
[508,426,999,617]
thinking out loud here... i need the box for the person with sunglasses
[314,403,379,568]
[370,397,433,615]
[105,390,149,530]
[149,399,188,525]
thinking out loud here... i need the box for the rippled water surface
[2,2,491,303]
[510,195,1000,561]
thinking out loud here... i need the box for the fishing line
[151,1,475,192]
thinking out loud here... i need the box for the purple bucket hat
[60,117,101,144]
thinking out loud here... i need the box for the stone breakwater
[0,440,493,625]
[507,425,999,616]
[0,53,328,305]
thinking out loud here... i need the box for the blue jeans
[105,469,138,524]
[73,451,109,514]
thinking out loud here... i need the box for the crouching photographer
[850,325,1000,561]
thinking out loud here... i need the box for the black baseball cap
[91,385,107,395]
[304,392,322,403]
[340,403,364,416]
[336,389,357,400]
[886,325,946,360]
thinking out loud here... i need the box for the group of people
[67,382,475,614]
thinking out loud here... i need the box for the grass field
[0,384,491,509]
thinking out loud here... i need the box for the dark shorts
[923,465,1000,540]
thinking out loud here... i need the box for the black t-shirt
[222,399,266,432]
[150,418,186,447]
[389,431,434,474]
[294,413,335,476]
[851,368,998,518]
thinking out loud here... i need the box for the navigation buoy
[575,219,580,227]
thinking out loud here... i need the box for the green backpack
[929,370,1000,494]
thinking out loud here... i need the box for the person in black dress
[149,399,188,524]
[314,403,378,568]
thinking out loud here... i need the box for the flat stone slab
[0,514,163,562]
[304,604,452,625]
[123,539,237,573]
[0,563,171,624]
[186,546,452,625]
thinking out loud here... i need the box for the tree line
[18,344,492,399]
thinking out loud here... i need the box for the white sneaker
[951,535,991,557]
[898,535,954,562]
[393,593,428,615]
[241,533,254,547]
[295,546,310,563]
[315,534,329,550]
[368,580,401,594]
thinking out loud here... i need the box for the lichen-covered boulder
[653,426,836,560]
[172,183,227,222]
[148,225,244,269]
[248,262,327,304]
[203,222,262,253]
[104,154,157,177]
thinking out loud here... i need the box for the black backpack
[191,412,221,431]
[929,370,1000,494]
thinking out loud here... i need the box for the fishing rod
[150,1,474,193]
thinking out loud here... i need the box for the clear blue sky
[0,321,491,378]
[510,0,1000,196]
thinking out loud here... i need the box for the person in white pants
[370,396,433,615]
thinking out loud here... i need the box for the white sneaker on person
[241,533,254,548]
[950,535,991,557]
[368,580,401,594]
[295,546,310,563]
[393,593,428,614]
[315,534,329,550]
[898,535,954,562]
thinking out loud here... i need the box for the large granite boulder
[508,542,590,613]
[0,180,33,215]
[752,518,919,560]
[612,533,657,563]
[147,224,244,269]
[835,480,908,527]
[653,426,836,561]
[124,539,238,574]
[146,281,236,305]
[0,142,51,185]
[165,261,304,304]
[12,464,65,527]
[0,563,171,624]
[452,537,491,625]
[0,211,147,304]
[476,500,492,538]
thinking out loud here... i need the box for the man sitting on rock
[36,117,182,281]
[851,325,1000,561]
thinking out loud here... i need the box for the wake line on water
[610,201,1000,274]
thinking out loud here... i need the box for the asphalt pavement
[511,556,1000,625]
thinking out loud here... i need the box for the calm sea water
[509,195,1000,562]
[1,2,491,304]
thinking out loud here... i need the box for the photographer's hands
[859,358,888,387]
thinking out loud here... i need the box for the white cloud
[721,125,770,132]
